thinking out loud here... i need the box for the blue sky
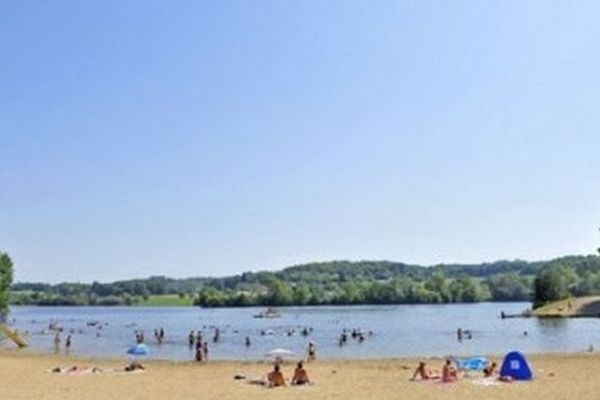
[1,1,599,283]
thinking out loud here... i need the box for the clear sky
[1,1,599,283]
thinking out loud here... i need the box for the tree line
[0,251,14,320]
[8,254,600,308]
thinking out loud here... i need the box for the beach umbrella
[265,348,295,358]
[127,343,150,356]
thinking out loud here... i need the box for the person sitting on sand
[442,359,458,383]
[483,361,497,377]
[411,361,438,380]
[292,361,310,385]
[267,365,286,387]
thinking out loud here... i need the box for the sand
[0,349,598,400]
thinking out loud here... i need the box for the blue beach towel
[454,356,488,371]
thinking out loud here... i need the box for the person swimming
[292,361,310,385]
[268,364,286,387]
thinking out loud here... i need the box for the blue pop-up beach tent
[500,351,533,380]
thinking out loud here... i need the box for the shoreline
[1,345,597,364]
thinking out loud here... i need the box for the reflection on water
[536,317,569,330]
[5,303,600,361]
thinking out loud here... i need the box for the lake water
[5,303,600,360]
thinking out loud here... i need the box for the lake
[5,303,600,360]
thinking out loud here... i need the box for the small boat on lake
[253,308,282,319]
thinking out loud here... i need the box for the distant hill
[10,255,600,307]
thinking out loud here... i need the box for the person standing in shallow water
[245,336,251,347]
[203,342,209,361]
[307,342,316,362]
[65,335,72,352]
[53,332,61,352]
[195,340,203,362]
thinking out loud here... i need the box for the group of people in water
[411,359,498,383]
[456,328,473,341]
[154,327,165,344]
[338,328,373,346]
[52,331,72,353]
[186,330,210,362]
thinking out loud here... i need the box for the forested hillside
[10,255,600,307]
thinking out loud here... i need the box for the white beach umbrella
[265,348,295,358]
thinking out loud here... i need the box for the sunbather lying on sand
[124,361,145,372]
[50,366,104,374]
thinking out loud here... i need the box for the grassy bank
[135,295,194,307]
[532,296,600,317]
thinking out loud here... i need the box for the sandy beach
[1,349,598,400]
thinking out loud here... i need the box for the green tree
[450,275,482,302]
[425,271,452,302]
[292,285,313,305]
[485,273,531,301]
[0,251,14,319]
[262,276,294,305]
[533,267,574,308]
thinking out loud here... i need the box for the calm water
[5,303,600,360]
